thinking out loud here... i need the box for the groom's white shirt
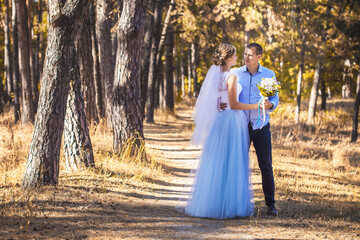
[231,64,279,130]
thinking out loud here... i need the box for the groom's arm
[268,71,279,112]
[268,94,279,112]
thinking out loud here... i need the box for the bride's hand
[219,102,228,111]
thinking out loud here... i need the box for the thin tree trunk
[64,54,95,171]
[165,22,174,112]
[154,0,174,102]
[27,0,38,114]
[295,40,305,124]
[4,0,13,104]
[140,0,155,117]
[78,10,96,123]
[146,0,163,123]
[96,0,114,127]
[187,47,191,97]
[173,39,178,95]
[351,72,360,142]
[12,0,21,123]
[191,41,198,97]
[180,39,185,97]
[34,0,43,111]
[23,0,90,188]
[320,77,326,111]
[307,59,322,124]
[17,0,34,123]
[112,0,147,152]
[111,1,123,71]
[90,2,103,121]
[156,62,163,108]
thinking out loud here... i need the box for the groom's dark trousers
[248,122,275,207]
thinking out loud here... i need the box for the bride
[180,43,258,219]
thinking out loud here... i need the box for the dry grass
[0,98,359,239]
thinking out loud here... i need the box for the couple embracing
[180,43,279,219]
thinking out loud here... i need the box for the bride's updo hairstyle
[211,43,236,66]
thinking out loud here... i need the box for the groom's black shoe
[267,204,278,216]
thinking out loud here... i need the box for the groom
[222,43,279,216]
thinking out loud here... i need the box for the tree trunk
[4,0,13,104]
[146,0,163,123]
[34,0,43,111]
[180,39,185,97]
[90,2,103,121]
[307,59,322,124]
[63,55,95,171]
[78,10,96,123]
[111,0,123,73]
[27,0,38,114]
[154,0,174,103]
[12,0,21,123]
[295,40,305,124]
[320,77,326,111]
[159,64,165,109]
[22,0,90,188]
[112,0,147,152]
[351,72,360,142]
[191,41,198,97]
[165,22,174,112]
[140,0,155,117]
[173,39,178,95]
[17,0,34,123]
[96,0,114,127]
[187,47,191,97]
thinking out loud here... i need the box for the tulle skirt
[182,109,253,219]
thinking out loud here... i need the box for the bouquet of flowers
[257,77,281,98]
[256,77,280,128]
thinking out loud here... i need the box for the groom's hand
[262,100,274,110]
[219,103,228,111]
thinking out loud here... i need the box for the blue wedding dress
[183,71,253,219]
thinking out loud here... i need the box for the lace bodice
[218,71,242,110]
[218,71,231,92]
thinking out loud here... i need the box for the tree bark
[191,41,198,97]
[320,77,326,111]
[173,39,178,95]
[34,0,43,112]
[22,0,90,188]
[295,39,305,124]
[146,0,163,123]
[307,59,322,124]
[154,0,174,103]
[351,73,360,142]
[4,0,13,104]
[112,0,147,152]
[12,0,21,123]
[140,0,155,117]
[27,0,38,114]
[180,38,185,97]
[63,55,95,171]
[76,9,96,123]
[96,0,114,127]
[90,2,103,121]
[165,22,174,112]
[187,47,191,97]
[17,0,34,123]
